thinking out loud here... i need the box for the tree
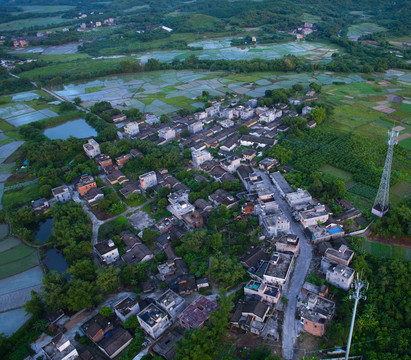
[24,290,45,319]
[99,306,112,317]
[73,97,82,105]
[309,106,326,124]
[309,82,322,93]
[238,125,250,135]
[160,114,169,123]
[96,266,121,294]
[68,259,96,281]
[209,254,245,287]
[66,279,98,311]
[42,271,68,310]
[157,198,168,210]
[123,316,140,331]
[39,184,52,198]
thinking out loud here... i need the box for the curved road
[256,170,313,360]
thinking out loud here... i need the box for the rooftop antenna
[345,273,368,360]
[371,127,401,217]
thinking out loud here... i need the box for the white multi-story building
[188,121,203,134]
[240,107,255,120]
[83,139,101,158]
[259,109,282,123]
[168,190,195,219]
[192,149,212,168]
[205,104,220,117]
[124,121,140,136]
[299,204,329,228]
[139,171,157,190]
[194,112,207,121]
[52,185,71,203]
[220,108,234,119]
[158,127,175,141]
[262,252,295,286]
[325,263,355,291]
[94,239,119,265]
[137,304,172,339]
[42,333,78,360]
[259,211,290,237]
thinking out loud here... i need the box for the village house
[112,113,127,123]
[96,327,133,359]
[122,243,154,264]
[261,252,295,286]
[220,155,241,173]
[240,135,276,148]
[192,149,212,168]
[158,127,176,141]
[242,201,255,215]
[75,174,97,196]
[52,186,71,203]
[307,120,317,128]
[270,172,293,198]
[95,154,113,169]
[178,296,218,330]
[83,139,101,158]
[156,289,186,319]
[41,333,78,360]
[181,210,204,230]
[120,181,141,198]
[115,153,132,168]
[244,279,281,305]
[106,169,128,185]
[137,304,172,339]
[188,121,203,134]
[299,204,330,228]
[94,239,119,265]
[230,300,270,335]
[151,327,185,360]
[241,247,269,270]
[139,171,157,190]
[324,263,355,291]
[275,234,300,254]
[285,188,313,208]
[259,211,290,237]
[298,291,336,336]
[324,245,354,267]
[84,187,104,207]
[124,121,140,136]
[242,148,257,161]
[208,188,238,209]
[81,314,114,342]
[168,190,195,219]
[113,296,140,323]
[259,158,279,171]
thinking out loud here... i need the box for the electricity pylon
[345,274,368,360]
[372,128,399,217]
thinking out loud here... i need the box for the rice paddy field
[0,223,43,335]
[50,70,365,115]
[347,22,387,41]
[135,40,339,63]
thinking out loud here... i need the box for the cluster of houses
[115,96,317,153]
[35,289,218,360]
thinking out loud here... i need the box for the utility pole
[345,274,368,360]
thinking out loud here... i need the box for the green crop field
[0,17,69,31]
[0,241,39,279]
[362,240,411,260]
[347,22,387,41]
[320,165,352,180]
[391,181,411,198]
[2,183,41,210]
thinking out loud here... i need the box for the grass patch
[320,165,352,180]
[391,181,411,198]
[2,183,41,210]
[345,192,373,214]
[348,183,377,199]
[85,86,104,94]
[399,137,411,150]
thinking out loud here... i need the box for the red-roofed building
[177,296,218,330]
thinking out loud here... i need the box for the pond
[43,248,69,274]
[33,218,53,244]
[43,119,97,140]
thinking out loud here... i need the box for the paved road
[256,170,313,360]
